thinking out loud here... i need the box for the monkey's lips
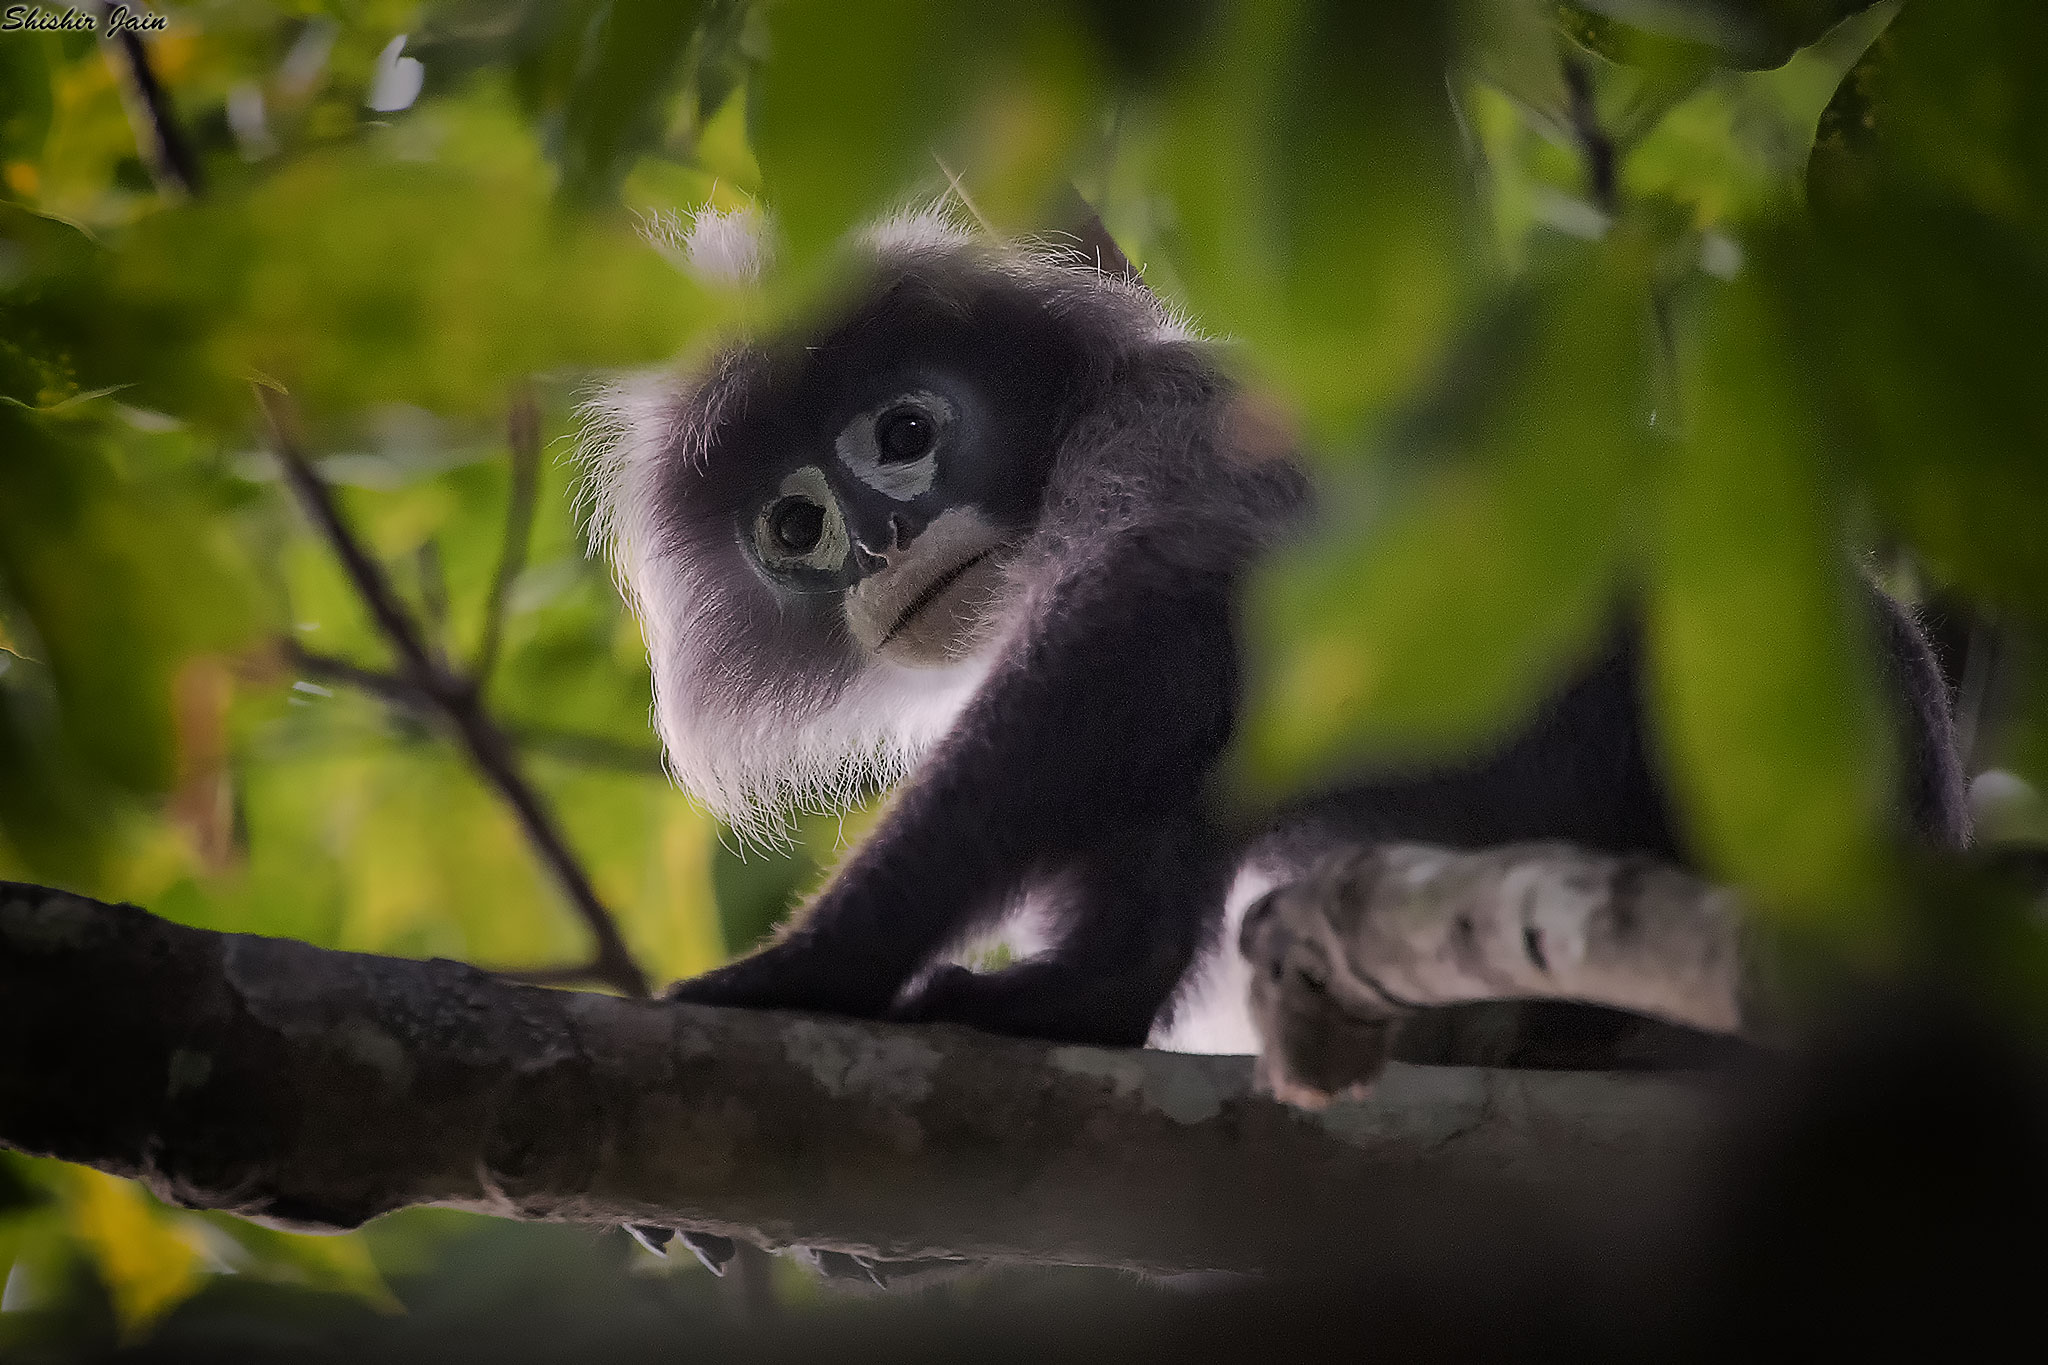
[844,510,1013,667]
[879,548,995,644]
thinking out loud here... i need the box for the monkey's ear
[1050,186,1137,280]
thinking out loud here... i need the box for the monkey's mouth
[843,507,1013,665]
[878,548,995,649]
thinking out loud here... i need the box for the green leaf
[61,1169,205,1339]
[1809,0,2047,240]
[0,405,256,807]
[199,1216,400,1312]
[1242,248,1652,789]
[0,33,54,174]
[1158,0,1470,427]
[1567,0,1890,70]
[1792,208,2048,624]
[0,201,215,412]
[1799,0,2048,623]
[1647,267,1893,926]
[96,106,706,427]
[558,0,706,203]
[752,0,983,263]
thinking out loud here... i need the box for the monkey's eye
[874,405,936,464]
[753,465,850,574]
[838,390,952,500]
[769,498,825,554]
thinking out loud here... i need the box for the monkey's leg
[894,814,1232,1046]
[1240,840,1764,1105]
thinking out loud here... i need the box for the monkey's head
[583,209,1191,836]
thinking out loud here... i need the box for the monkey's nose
[853,516,914,571]
[852,537,891,573]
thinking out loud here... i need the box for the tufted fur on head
[581,206,1282,845]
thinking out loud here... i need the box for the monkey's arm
[668,557,1238,1022]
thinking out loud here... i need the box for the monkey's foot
[1238,883,1402,1109]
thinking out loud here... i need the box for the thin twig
[474,385,543,695]
[283,641,422,710]
[257,386,650,998]
[283,641,667,774]
[414,540,452,660]
[1562,56,1617,219]
[98,3,202,198]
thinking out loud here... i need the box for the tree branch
[256,387,650,999]
[1242,841,1768,1108]
[1563,55,1618,218]
[0,881,1724,1276]
[99,2,202,198]
[282,640,667,775]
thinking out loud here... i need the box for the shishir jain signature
[2,5,167,34]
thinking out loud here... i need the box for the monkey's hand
[661,933,905,1019]
[891,961,1158,1047]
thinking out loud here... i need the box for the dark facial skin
[711,270,1092,647]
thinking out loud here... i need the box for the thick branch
[257,388,649,998]
[0,882,1724,1275]
[1243,841,1766,1107]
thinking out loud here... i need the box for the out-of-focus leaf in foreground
[1564,0,1889,70]
[1159,1,1471,429]
[0,404,256,882]
[553,0,706,204]
[1799,0,2048,627]
[751,0,981,264]
[1647,265,1893,928]
[58,1168,206,1339]
[1242,244,1652,792]
[64,102,707,428]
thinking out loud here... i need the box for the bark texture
[0,880,1728,1274]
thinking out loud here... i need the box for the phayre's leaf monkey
[584,209,1966,1056]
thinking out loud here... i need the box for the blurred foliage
[1,0,2045,1349]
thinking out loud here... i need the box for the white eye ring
[836,390,951,501]
[753,465,850,572]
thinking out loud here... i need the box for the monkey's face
[747,381,1016,667]
[718,274,1080,668]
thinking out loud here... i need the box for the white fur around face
[584,203,1211,849]
[579,364,1006,845]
